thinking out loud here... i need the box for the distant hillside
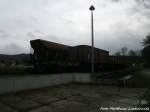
[0,54,31,65]
[0,54,30,59]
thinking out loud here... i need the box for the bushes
[142,46,150,68]
[0,64,33,75]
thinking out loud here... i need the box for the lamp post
[89,5,95,74]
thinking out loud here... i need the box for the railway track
[94,68,135,79]
[93,68,136,86]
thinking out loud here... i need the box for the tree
[128,50,136,56]
[120,47,128,56]
[142,34,150,47]
[113,47,128,56]
[114,51,121,56]
[142,33,150,67]
[128,49,142,56]
[135,50,142,56]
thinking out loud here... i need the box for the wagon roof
[74,45,109,53]
[30,39,108,53]
[30,39,71,50]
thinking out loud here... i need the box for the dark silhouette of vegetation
[114,47,128,56]
[121,47,128,56]
[128,50,137,56]
[128,49,142,56]
[0,54,33,75]
[114,47,141,56]
[114,51,121,56]
[142,34,150,47]
[142,34,150,67]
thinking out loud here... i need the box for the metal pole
[89,5,95,75]
[91,10,94,74]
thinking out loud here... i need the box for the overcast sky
[0,0,150,54]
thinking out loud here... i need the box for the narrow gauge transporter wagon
[30,39,109,73]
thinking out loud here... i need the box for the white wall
[0,73,91,94]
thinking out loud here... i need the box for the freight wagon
[30,39,142,73]
[30,39,109,73]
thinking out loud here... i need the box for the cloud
[0,0,150,54]
[0,30,9,38]
[0,43,27,54]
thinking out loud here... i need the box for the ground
[0,83,147,112]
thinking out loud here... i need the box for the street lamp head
[89,5,95,11]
